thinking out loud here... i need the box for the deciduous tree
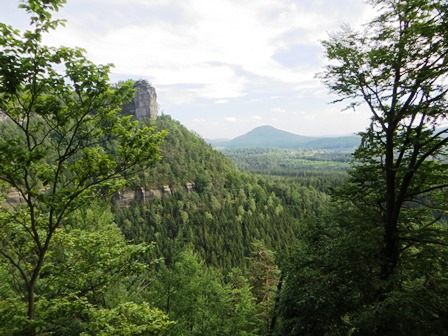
[320,0,448,281]
[0,1,166,334]
[279,0,448,334]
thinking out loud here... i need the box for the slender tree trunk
[382,131,400,281]
[25,283,36,336]
[382,212,400,278]
[25,239,50,336]
[25,268,41,336]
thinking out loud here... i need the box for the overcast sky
[2,0,377,139]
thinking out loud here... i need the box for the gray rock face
[121,80,158,120]
[0,111,7,121]
[111,183,196,208]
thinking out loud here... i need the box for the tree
[0,1,166,334]
[143,248,260,336]
[277,204,385,335]
[279,0,448,334]
[319,0,448,281]
[246,240,280,335]
[0,202,172,335]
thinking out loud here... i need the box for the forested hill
[113,115,330,270]
[207,125,360,151]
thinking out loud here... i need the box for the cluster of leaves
[142,248,260,336]
[0,203,173,335]
[277,202,448,335]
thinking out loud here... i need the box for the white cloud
[271,108,286,114]
[2,0,377,138]
[40,0,374,104]
[225,117,237,122]
[214,99,229,104]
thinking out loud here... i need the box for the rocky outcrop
[112,183,195,207]
[0,111,7,121]
[3,183,195,209]
[185,183,194,193]
[1,80,158,122]
[121,80,158,120]
[3,189,25,206]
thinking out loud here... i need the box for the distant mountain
[303,135,361,151]
[206,125,360,151]
[229,125,313,148]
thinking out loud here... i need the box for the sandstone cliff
[121,80,158,120]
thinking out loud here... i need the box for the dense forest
[114,115,329,270]
[1,0,448,335]
[221,147,351,192]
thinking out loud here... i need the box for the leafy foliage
[0,1,166,334]
[0,203,172,335]
[82,302,172,336]
[247,240,281,335]
[139,248,259,336]
[278,0,448,334]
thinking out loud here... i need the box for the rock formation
[1,79,163,208]
[0,80,159,122]
[112,183,196,208]
[121,80,158,120]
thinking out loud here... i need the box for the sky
[1,0,378,139]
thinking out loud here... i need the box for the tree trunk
[25,245,48,336]
[381,131,400,281]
